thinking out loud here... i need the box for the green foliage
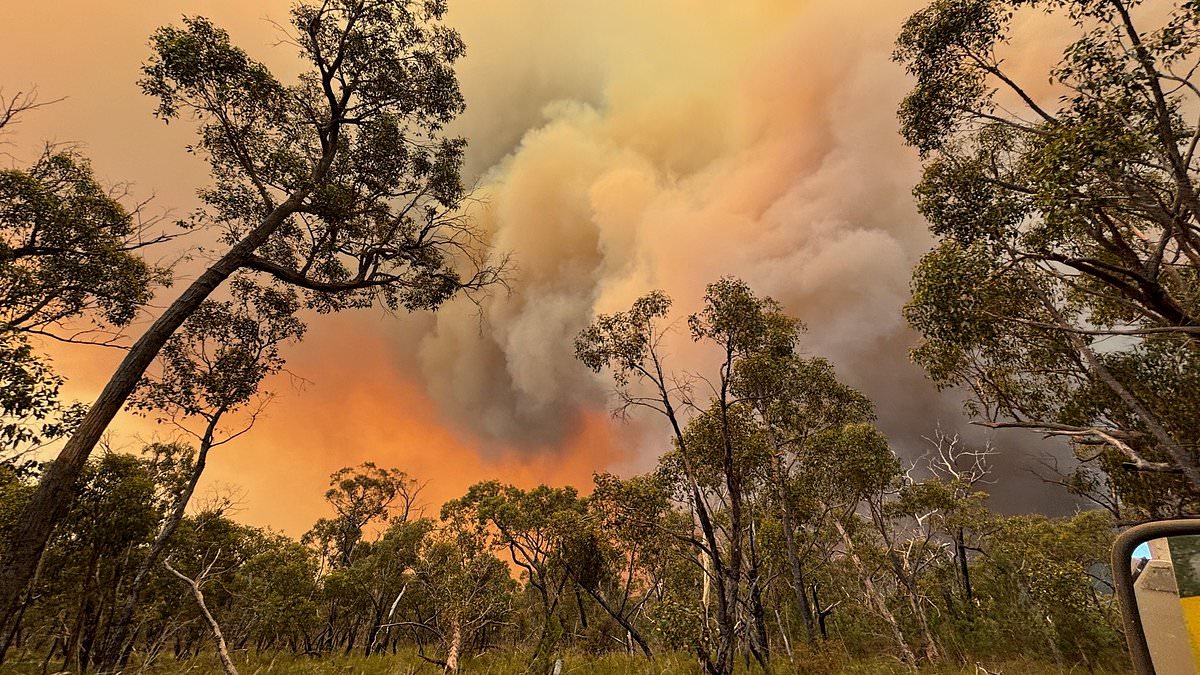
[0,0,1178,668]
[305,462,422,569]
[0,336,84,464]
[130,277,305,427]
[0,140,168,467]
[897,0,1200,513]
[0,437,1133,673]
[0,149,169,334]
[575,289,672,386]
[140,1,494,314]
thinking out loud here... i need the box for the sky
[0,1,1085,535]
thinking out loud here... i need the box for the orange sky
[45,319,629,533]
[0,1,1093,532]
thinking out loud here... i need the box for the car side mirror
[1114,519,1200,674]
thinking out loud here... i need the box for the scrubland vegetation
[4,0,1200,672]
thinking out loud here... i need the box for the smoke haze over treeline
[0,0,1085,533]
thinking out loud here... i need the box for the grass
[3,649,1134,674]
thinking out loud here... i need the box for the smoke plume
[0,0,1086,528]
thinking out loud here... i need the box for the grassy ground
[4,650,1133,674]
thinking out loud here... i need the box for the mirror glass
[1133,536,1200,674]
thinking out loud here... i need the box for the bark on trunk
[956,530,973,606]
[96,435,217,671]
[444,618,461,673]
[707,375,743,675]
[575,580,653,658]
[746,520,770,668]
[764,430,817,646]
[779,491,817,644]
[887,551,939,662]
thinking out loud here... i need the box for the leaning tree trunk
[164,560,238,675]
[575,580,653,658]
[0,190,313,630]
[779,484,817,644]
[888,551,939,663]
[764,432,817,646]
[830,513,916,669]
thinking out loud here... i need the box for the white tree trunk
[164,560,239,675]
[445,618,462,673]
[831,515,916,669]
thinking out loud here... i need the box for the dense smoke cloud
[411,0,1082,511]
[0,0,1084,525]
[421,0,924,441]
[421,4,922,433]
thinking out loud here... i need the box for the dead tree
[163,555,238,675]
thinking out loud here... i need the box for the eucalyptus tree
[0,146,169,343]
[224,536,320,656]
[163,555,240,675]
[668,403,777,666]
[725,381,935,665]
[0,0,504,623]
[732,339,874,644]
[305,463,422,571]
[577,277,793,675]
[589,472,701,653]
[441,481,583,667]
[546,496,657,658]
[352,518,431,657]
[817,424,925,665]
[0,88,169,346]
[969,510,1124,666]
[156,511,270,675]
[576,288,735,672]
[897,0,1200,505]
[412,531,515,672]
[95,278,304,670]
[897,430,996,622]
[30,454,164,672]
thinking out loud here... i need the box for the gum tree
[95,278,305,670]
[0,92,171,468]
[576,278,794,675]
[0,0,503,623]
[898,0,1200,507]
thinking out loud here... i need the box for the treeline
[4,0,1200,672]
[0,279,1129,673]
[0,419,1123,674]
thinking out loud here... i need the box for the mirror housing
[1114,519,1200,674]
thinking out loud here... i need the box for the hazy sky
[1,1,1083,534]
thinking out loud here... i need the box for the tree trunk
[831,515,916,669]
[0,553,44,665]
[63,550,100,670]
[0,191,312,629]
[708,374,744,675]
[887,551,939,662]
[575,581,653,658]
[956,529,973,606]
[746,520,770,668]
[763,430,817,647]
[444,618,461,673]
[164,560,238,675]
[779,492,817,644]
